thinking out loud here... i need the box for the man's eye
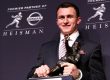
[58,16,65,19]
[67,15,74,18]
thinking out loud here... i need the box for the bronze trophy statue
[49,37,81,76]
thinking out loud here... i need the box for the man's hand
[34,65,50,77]
[61,62,81,79]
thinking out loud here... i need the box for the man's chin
[62,32,71,36]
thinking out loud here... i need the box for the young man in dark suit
[27,2,106,80]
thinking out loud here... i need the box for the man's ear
[77,17,81,25]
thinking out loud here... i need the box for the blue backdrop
[0,0,110,80]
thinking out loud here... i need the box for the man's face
[56,7,81,35]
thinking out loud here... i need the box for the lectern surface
[28,75,74,80]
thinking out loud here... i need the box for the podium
[28,75,74,80]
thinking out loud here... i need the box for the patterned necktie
[59,36,69,59]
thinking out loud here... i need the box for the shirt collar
[60,31,79,46]
[69,31,79,41]
[60,31,79,40]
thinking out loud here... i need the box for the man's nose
[63,17,69,24]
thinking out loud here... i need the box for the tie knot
[64,35,70,41]
[64,35,69,40]
[64,36,70,48]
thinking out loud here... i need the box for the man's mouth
[63,25,70,27]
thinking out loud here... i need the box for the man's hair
[56,2,80,17]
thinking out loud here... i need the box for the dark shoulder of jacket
[41,33,60,47]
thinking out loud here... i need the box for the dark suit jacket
[27,33,106,80]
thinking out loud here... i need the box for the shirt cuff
[76,69,83,80]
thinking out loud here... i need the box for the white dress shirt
[58,31,79,59]
[59,31,79,47]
